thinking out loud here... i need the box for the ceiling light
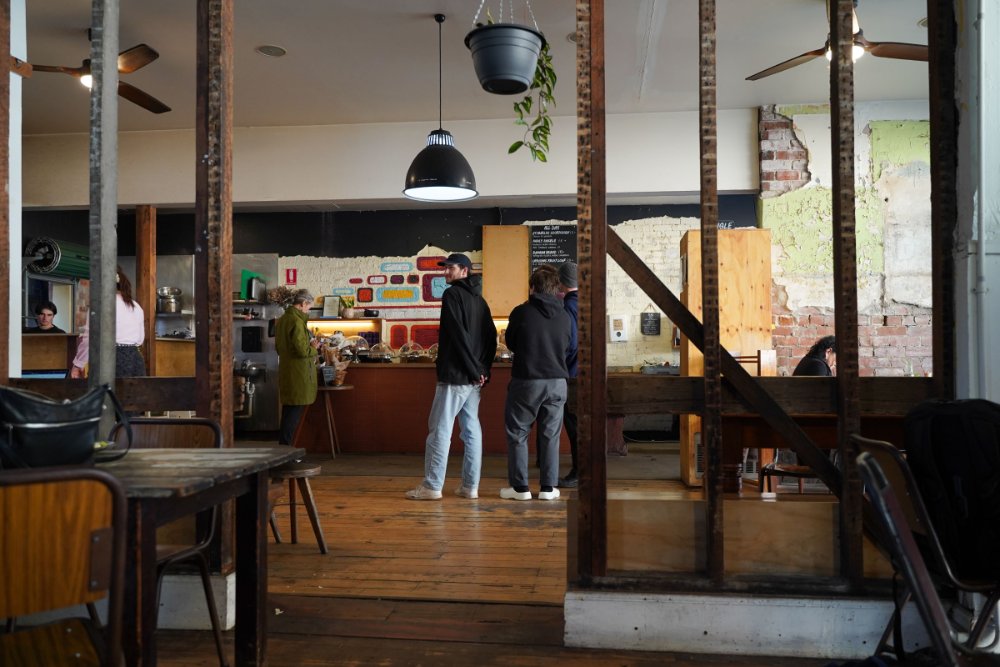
[825,43,865,63]
[403,14,477,203]
[255,44,287,58]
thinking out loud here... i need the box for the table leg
[235,472,268,666]
[123,500,159,666]
[324,392,337,459]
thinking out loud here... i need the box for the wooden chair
[0,467,127,666]
[858,451,1000,666]
[268,461,329,555]
[110,417,229,667]
[854,435,1000,655]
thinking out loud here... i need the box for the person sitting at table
[24,300,65,333]
[793,335,836,377]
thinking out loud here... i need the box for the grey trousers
[504,377,567,489]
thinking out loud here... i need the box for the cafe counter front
[293,363,571,455]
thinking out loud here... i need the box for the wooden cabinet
[679,229,773,486]
[482,225,529,316]
[154,339,196,376]
[21,334,78,372]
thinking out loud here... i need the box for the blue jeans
[422,383,483,491]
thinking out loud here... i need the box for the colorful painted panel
[356,287,374,303]
[389,325,408,349]
[416,256,445,271]
[411,324,440,348]
[422,274,448,302]
[376,286,420,303]
[407,274,419,284]
[390,275,405,285]
[367,275,387,285]
[348,278,363,284]
[381,261,414,273]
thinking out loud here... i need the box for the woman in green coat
[275,289,321,444]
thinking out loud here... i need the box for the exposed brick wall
[759,106,811,198]
[772,303,934,377]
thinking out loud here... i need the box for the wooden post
[575,0,608,581]
[927,0,958,400]
[195,0,234,443]
[0,0,10,381]
[88,0,119,393]
[135,206,157,375]
[829,0,863,585]
[698,0,724,582]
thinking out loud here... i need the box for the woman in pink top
[71,266,146,378]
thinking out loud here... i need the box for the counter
[293,363,571,456]
[22,333,79,372]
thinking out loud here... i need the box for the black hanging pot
[464,23,545,95]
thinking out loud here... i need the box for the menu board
[530,224,577,270]
[640,312,661,336]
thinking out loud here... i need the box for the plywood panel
[680,229,773,486]
[482,225,529,316]
[605,494,893,578]
[154,339,196,377]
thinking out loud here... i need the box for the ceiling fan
[29,43,171,114]
[746,0,928,82]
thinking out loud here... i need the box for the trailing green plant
[508,40,556,162]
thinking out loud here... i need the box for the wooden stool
[268,461,328,554]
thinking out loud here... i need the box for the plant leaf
[509,141,524,154]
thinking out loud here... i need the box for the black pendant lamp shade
[403,14,478,202]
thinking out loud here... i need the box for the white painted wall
[9,0,25,375]
[955,0,1000,401]
[22,109,758,209]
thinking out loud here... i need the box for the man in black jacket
[501,265,572,501]
[406,253,497,501]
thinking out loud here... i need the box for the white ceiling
[23,0,930,136]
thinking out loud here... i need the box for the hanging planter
[465,22,545,95]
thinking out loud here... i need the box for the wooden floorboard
[155,450,829,665]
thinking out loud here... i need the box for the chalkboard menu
[640,312,661,336]
[530,224,577,270]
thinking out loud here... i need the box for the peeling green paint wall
[775,104,828,117]
[761,187,883,275]
[869,120,930,181]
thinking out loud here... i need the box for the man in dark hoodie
[501,264,572,501]
[406,253,497,501]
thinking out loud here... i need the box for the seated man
[24,300,65,334]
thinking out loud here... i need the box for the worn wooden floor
[157,449,829,666]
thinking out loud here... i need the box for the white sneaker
[537,488,561,501]
[455,485,479,499]
[405,485,442,500]
[500,487,532,501]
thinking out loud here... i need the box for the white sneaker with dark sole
[500,487,532,501]
[454,485,479,499]
[405,485,442,500]
[537,488,560,501]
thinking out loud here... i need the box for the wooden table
[317,384,353,458]
[99,447,302,666]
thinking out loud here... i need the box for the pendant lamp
[403,14,478,202]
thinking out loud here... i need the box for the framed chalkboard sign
[640,312,661,336]
[530,224,576,270]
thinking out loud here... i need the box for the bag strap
[97,386,132,463]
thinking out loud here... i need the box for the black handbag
[0,384,132,469]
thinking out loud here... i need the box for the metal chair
[111,417,229,667]
[858,451,1000,666]
[0,467,127,666]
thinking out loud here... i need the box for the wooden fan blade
[863,40,928,62]
[117,43,159,74]
[118,81,171,113]
[30,63,86,77]
[746,46,827,81]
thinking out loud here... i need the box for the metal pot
[157,286,182,298]
[157,295,182,313]
[247,277,266,302]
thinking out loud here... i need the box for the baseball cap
[558,261,578,289]
[438,253,473,270]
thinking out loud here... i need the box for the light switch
[608,314,629,342]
